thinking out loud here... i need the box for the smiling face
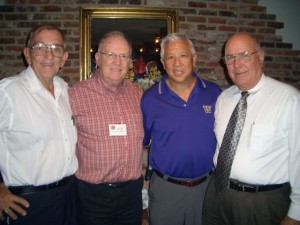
[225,32,265,91]
[95,34,131,88]
[23,28,68,86]
[161,38,196,85]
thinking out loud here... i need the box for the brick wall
[1,0,299,89]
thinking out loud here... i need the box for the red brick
[188,2,206,8]
[0,1,298,90]
[208,17,226,24]
[218,26,237,32]
[248,20,265,27]
[186,16,206,23]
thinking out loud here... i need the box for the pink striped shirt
[69,74,144,183]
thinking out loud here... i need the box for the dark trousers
[1,176,77,225]
[203,174,291,225]
[76,176,143,225]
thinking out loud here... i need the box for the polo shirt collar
[157,72,207,95]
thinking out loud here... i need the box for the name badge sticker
[109,124,127,136]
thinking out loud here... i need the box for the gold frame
[80,6,179,80]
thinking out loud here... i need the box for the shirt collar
[158,72,206,95]
[20,66,64,98]
[231,73,266,96]
[94,69,126,96]
[248,73,266,94]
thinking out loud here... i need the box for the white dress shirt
[0,66,78,186]
[213,74,300,220]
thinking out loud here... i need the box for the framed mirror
[80,6,179,80]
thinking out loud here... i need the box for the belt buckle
[107,183,116,187]
[241,184,256,192]
[241,185,247,192]
[47,180,60,189]
[185,180,192,187]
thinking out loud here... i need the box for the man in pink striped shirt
[69,31,144,225]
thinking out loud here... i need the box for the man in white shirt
[0,24,78,225]
[203,32,300,225]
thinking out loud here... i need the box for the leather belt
[155,170,213,187]
[101,180,131,188]
[9,175,73,195]
[229,180,289,193]
[101,176,143,188]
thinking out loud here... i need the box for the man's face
[23,29,68,83]
[225,33,264,91]
[95,36,131,86]
[161,39,196,84]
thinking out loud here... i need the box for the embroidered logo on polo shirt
[203,105,212,113]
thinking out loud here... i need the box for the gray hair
[26,24,66,49]
[160,33,196,59]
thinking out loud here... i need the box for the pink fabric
[69,73,144,183]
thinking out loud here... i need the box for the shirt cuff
[288,202,300,221]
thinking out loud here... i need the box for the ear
[95,51,100,67]
[192,54,197,67]
[60,51,69,68]
[258,50,265,64]
[23,48,32,65]
[160,58,166,70]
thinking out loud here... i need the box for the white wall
[258,0,300,50]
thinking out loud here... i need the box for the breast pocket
[248,124,275,156]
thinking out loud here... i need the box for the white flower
[136,78,156,91]
[126,65,163,91]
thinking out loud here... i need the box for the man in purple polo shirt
[141,33,221,225]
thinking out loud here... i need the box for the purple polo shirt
[141,73,221,178]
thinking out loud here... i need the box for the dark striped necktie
[215,91,250,193]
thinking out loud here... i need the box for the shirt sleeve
[141,94,151,147]
[287,92,300,221]
[0,89,13,130]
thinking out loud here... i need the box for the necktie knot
[241,91,249,99]
[241,91,248,96]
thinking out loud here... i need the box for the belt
[101,180,131,188]
[155,170,213,187]
[9,175,73,195]
[229,180,289,193]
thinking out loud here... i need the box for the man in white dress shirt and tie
[203,32,300,225]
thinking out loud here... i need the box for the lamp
[154,34,160,44]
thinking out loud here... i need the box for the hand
[0,183,29,221]
[281,216,300,225]
[142,209,149,225]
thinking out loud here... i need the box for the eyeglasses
[222,50,260,65]
[99,52,131,61]
[29,42,64,58]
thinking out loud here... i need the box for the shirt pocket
[248,124,275,156]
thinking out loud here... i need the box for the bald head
[225,32,259,55]
[224,32,265,91]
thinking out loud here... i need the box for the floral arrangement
[125,63,163,91]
